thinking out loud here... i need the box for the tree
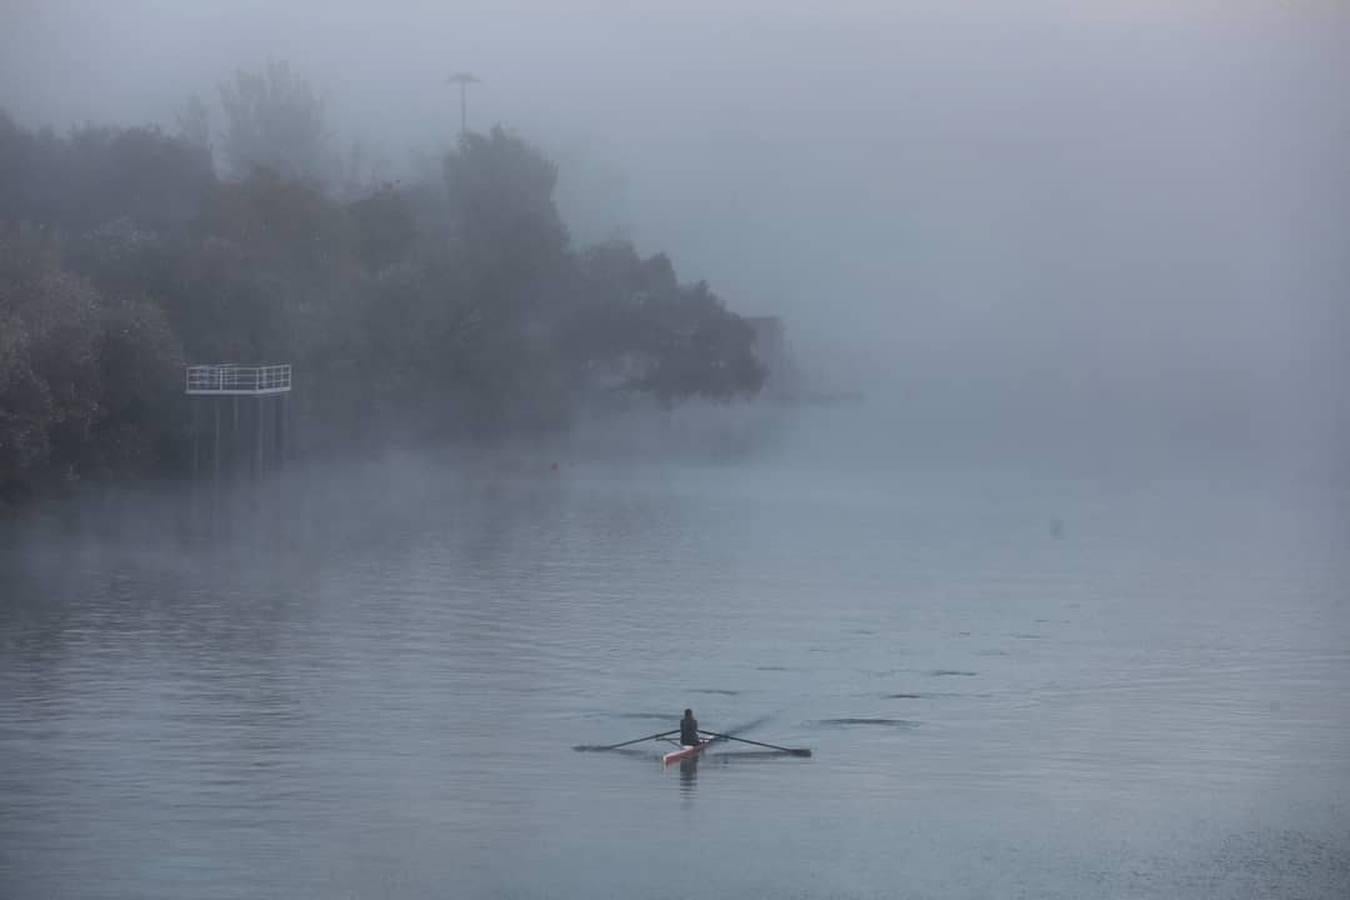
[444,126,568,285]
[174,94,213,158]
[564,240,764,406]
[84,295,184,476]
[633,280,764,405]
[0,111,43,226]
[0,228,184,497]
[0,101,772,498]
[0,113,213,235]
[208,167,350,273]
[347,185,417,271]
[218,61,329,182]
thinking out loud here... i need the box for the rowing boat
[574,725,810,760]
[662,740,710,765]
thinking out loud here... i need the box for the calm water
[2,413,1348,898]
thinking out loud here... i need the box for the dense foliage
[0,73,764,501]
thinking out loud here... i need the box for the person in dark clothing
[679,708,701,746]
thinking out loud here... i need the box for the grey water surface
[2,414,1348,899]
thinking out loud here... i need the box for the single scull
[573,722,811,760]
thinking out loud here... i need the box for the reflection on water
[1,440,1348,899]
[678,757,699,796]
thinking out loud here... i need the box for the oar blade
[703,749,812,761]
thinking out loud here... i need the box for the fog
[4,6,1350,896]
[4,0,1345,473]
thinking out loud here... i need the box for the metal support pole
[232,396,239,478]
[255,398,264,476]
[213,398,220,484]
[275,395,284,461]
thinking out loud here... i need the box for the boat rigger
[573,717,812,762]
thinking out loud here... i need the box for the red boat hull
[662,741,709,765]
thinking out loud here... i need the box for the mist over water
[2,408,1348,898]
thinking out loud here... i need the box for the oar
[574,729,679,752]
[699,730,812,757]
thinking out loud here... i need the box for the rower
[679,708,700,746]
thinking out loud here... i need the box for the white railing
[185,364,292,395]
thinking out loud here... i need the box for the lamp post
[447,72,480,137]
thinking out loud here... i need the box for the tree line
[0,63,765,503]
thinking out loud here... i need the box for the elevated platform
[186,364,292,396]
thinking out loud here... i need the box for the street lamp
[447,72,480,137]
